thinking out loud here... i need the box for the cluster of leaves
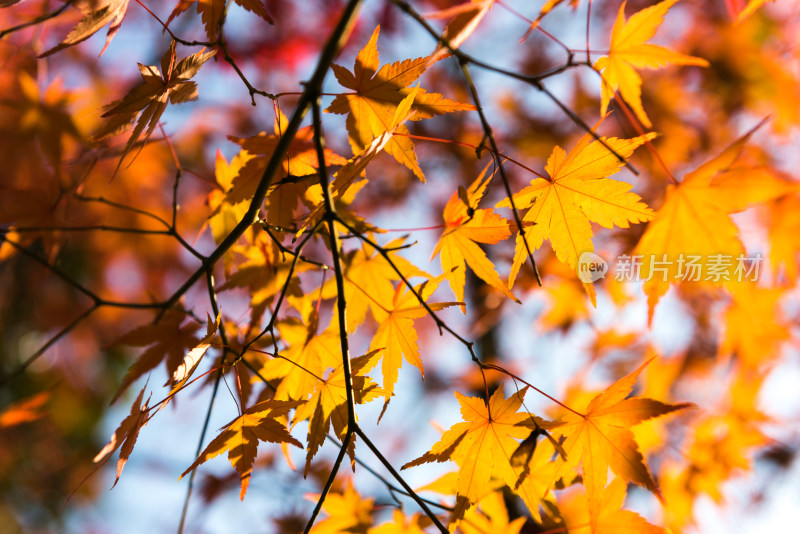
[0,0,797,533]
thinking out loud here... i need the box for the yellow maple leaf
[632,122,796,318]
[318,236,428,333]
[369,510,429,534]
[309,479,374,534]
[225,108,347,208]
[369,278,461,403]
[403,386,557,523]
[291,351,383,476]
[433,165,518,307]
[593,0,708,128]
[326,25,474,180]
[497,130,655,289]
[549,360,691,531]
[553,477,668,534]
[255,314,341,402]
[460,490,526,534]
[180,398,302,500]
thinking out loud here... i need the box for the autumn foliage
[1,0,798,533]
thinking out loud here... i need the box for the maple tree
[1,1,799,533]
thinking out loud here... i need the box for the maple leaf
[164,312,221,402]
[326,25,474,181]
[521,0,581,39]
[460,490,526,534]
[318,236,429,333]
[94,40,216,175]
[180,398,302,500]
[633,121,796,318]
[207,150,253,273]
[40,0,130,58]
[497,130,655,290]
[403,387,558,522]
[292,351,383,476]
[433,164,519,307]
[369,277,461,403]
[94,385,150,487]
[369,510,429,534]
[548,360,692,531]
[166,0,273,40]
[15,72,82,166]
[224,108,347,207]
[301,89,423,234]
[309,479,374,534]
[254,313,341,402]
[113,309,203,402]
[553,477,667,534]
[426,0,495,63]
[720,283,789,369]
[593,0,708,128]
[767,195,800,282]
[217,238,308,329]
[0,392,49,428]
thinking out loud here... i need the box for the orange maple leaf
[113,309,203,402]
[0,392,49,428]
[433,164,518,307]
[40,0,130,57]
[166,0,273,40]
[633,120,797,318]
[326,25,474,180]
[94,40,216,175]
[549,360,692,531]
[308,479,374,534]
[94,385,150,487]
[426,0,495,63]
[255,313,341,402]
[180,398,302,500]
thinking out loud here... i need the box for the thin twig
[459,60,542,286]
[0,0,73,39]
[388,0,638,175]
[355,426,447,533]
[0,305,99,387]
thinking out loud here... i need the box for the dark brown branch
[459,61,542,286]
[301,432,353,534]
[158,0,364,318]
[355,426,447,533]
[334,217,481,365]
